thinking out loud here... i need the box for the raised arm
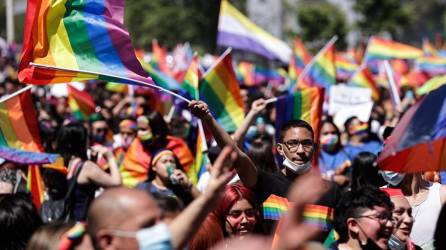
[189,100,258,188]
[82,145,122,187]
[168,146,237,250]
[232,98,267,148]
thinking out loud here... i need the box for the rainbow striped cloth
[335,53,358,82]
[289,38,312,81]
[19,0,154,87]
[275,87,325,142]
[151,40,173,76]
[364,37,423,63]
[262,194,289,220]
[237,62,285,86]
[185,122,209,185]
[416,75,446,96]
[182,55,200,100]
[300,43,336,89]
[200,51,245,132]
[348,67,380,100]
[416,56,446,75]
[67,85,96,121]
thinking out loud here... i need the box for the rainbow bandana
[350,123,368,135]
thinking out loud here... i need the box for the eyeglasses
[227,208,256,220]
[281,139,314,152]
[356,213,394,225]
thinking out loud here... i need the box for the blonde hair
[27,221,75,250]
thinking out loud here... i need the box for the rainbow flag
[275,87,324,142]
[262,194,289,220]
[417,75,446,96]
[377,84,446,172]
[185,122,208,185]
[181,55,200,100]
[289,38,312,81]
[136,51,181,91]
[121,139,151,187]
[237,62,255,86]
[335,53,358,82]
[217,0,291,63]
[416,56,446,75]
[300,43,336,89]
[0,146,59,165]
[0,89,46,207]
[200,51,245,132]
[18,0,153,87]
[423,38,438,56]
[237,62,285,86]
[106,82,128,93]
[303,204,334,231]
[151,39,172,76]
[67,85,96,121]
[364,37,423,63]
[348,67,380,100]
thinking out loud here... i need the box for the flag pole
[295,36,338,91]
[29,62,191,104]
[0,85,33,103]
[383,60,401,108]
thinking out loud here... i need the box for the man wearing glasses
[189,101,340,238]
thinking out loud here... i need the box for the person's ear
[96,230,113,250]
[346,217,360,235]
[276,143,284,156]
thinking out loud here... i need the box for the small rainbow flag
[275,87,325,142]
[185,122,208,185]
[237,62,285,86]
[416,56,446,76]
[67,85,96,121]
[335,53,358,82]
[423,38,438,56]
[18,0,154,87]
[348,67,380,100]
[105,82,128,93]
[364,37,423,63]
[303,204,334,231]
[237,62,255,86]
[300,43,336,89]
[200,50,245,132]
[182,55,200,100]
[151,39,172,76]
[289,38,312,81]
[262,194,290,220]
[136,51,181,91]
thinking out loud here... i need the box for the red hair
[188,214,223,250]
[212,182,263,236]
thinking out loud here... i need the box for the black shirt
[254,169,341,241]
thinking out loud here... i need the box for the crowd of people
[0,35,446,250]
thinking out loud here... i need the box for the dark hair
[147,110,169,141]
[248,140,278,173]
[434,203,446,250]
[154,195,185,216]
[334,185,393,243]
[42,169,67,200]
[0,193,43,250]
[55,123,88,166]
[279,119,314,142]
[351,152,385,191]
[343,116,358,134]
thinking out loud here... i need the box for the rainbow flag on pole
[416,56,446,75]
[289,38,312,80]
[67,85,96,121]
[19,0,154,87]
[200,50,245,132]
[300,42,336,89]
[181,55,200,100]
[275,87,325,142]
[335,53,358,82]
[364,37,423,63]
[348,67,380,100]
[151,39,173,76]
[217,0,291,63]
[185,121,208,185]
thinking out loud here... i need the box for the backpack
[39,163,83,222]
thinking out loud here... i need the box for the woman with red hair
[213,182,264,238]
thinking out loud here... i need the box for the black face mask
[356,221,384,250]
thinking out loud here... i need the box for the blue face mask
[381,171,406,186]
[110,223,172,250]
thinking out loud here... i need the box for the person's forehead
[120,126,134,133]
[92,120,107,128]
[283,127,313,140]
[124,196,161,229]
[230,198,253,211]
[321,123,336,132]
[391,196,410,209]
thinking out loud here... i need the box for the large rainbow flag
[289,38,312,81]
[348,67,380,100]
[274,87,324,142]
[364,37,423,63]
[67,85,96,121]
[181,55,200,100]
[18,0,154,87]
[299,43,336,89]
[200,51,245,132]
[217,0,291,63]
[0,89,45,207]
[378,84,446,172]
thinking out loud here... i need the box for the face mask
[282,155,311,175]
[138,130,153,142]
[381,171,406,186]
[122,136,134,149]
[388,234,406,250]
[110,223,173,250]
[92,134,106,144]
[356,220,383,250]
[320,134,339,151]
[370,120,381,135]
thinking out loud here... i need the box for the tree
[296,0,348,51]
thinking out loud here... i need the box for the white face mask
[282,155,312,175]
[381,171,406,186]
[110,223,172,250]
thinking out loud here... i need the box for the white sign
[328,85,373,130]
